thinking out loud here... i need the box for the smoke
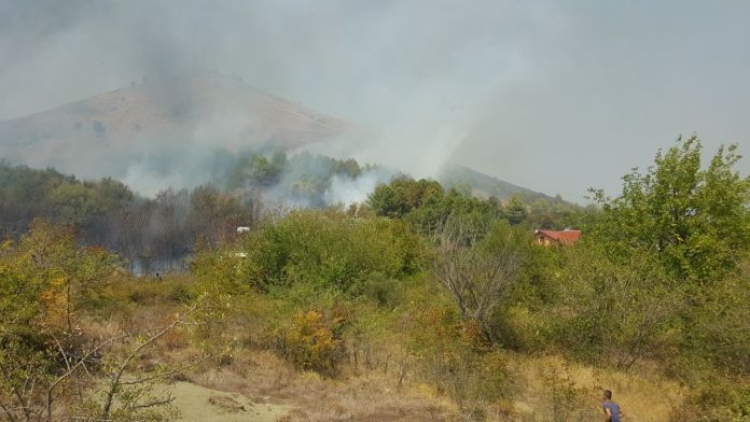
[251,149,398,211]
[1,1,749,201]
[324,168,396,207]
[0,1,530,183]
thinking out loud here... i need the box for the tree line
[0,148,585,274]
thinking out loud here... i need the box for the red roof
[535,229,581,245]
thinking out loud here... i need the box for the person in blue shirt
[602,390,623,422]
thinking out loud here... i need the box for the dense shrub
[233,210,424,294]
[271,308,348,375]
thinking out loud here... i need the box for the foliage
[0,161,133,239]
[675,380,750,422]
[368,177,512,235]
[0,219,117,336]
[589,135,750,282]
[368,177,445,219]
[552,242,681,367]
[3,137,750,419]
[225,149,376,208]
[368,176,586,235]
[538,362,589,422]
[504,195,528,225]
[271,308,348,375]
[675,260,750,376]
[576,135,750,393]
[232,210,424,294]
[406,300,512,408]
[0,219,208,422]
[432,217,530,340]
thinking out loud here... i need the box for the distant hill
[438,164,556,202]
[0,76,558,201]
[0,74,356,185]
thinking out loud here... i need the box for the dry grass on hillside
[508,355,686,422]
[171,347,687,422]
[79,283,687,422]
[186,350,461,422]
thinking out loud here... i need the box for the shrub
[237,210,424,294]
[271,308,348,375]
[674,380,750,422]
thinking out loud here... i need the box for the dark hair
[604,390,612,400]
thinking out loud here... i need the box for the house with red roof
[534,229,581,246]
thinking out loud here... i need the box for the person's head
[603,390,612,401]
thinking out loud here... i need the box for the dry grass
[161,295,688,422]
[170,349,688,422]
[167,352,684,422]
[184,350,461,422]
[73,312,689,421]
[509,355,686,422]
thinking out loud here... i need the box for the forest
[1,135,749,421]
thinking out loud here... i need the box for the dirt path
[170,381,291,422]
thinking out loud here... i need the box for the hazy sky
[1,0,748,201]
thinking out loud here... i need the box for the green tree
[504,194,528,225]
[368,178,444,219]
[0,220,120,422]
[590,135,750,282]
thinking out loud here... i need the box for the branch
[125,395,174,411]
[119,357,207,386]
[47,334,129,421]
[100,302,200,419]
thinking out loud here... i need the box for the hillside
[0,74,356,184]
[438,164,555,202]
[0,76,561,201]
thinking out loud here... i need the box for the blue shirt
[603,401,621,422]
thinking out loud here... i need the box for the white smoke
[324,168,396,207]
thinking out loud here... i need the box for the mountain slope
[0,74,356,185]
[438,164,555,202]
[0,76,558,201]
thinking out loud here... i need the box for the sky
[1,0,749,201]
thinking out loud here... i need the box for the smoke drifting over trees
[0,149,404,272]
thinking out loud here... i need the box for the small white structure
[236,226,250,234]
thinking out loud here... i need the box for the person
[602,390,623,422]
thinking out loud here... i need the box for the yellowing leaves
[272,308,347,375]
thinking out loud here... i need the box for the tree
[590,135,750,282]
[0,221,206,422]
[187,184,251,247]
[554,243,681,367]
[367,178,444,217]
[432,217,528,340]
[0,221,115,422]
[504,195,528,225]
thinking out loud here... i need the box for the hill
[438,164,556,202]
[0,74,356,186]
[0,76,559,201]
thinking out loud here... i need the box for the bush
[674,380,750,422]
[271,308,348,375]
[236,210,424,294]
[349,272,401,307]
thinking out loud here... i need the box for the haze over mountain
[1,1,749,201]
[0,74,362,195]
[0,75,553,202]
